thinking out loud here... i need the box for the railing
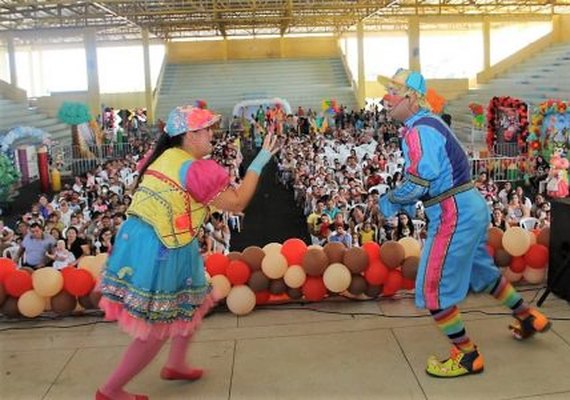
[469,156,530,182]
[50,143,134,176]
[492,142,525,158]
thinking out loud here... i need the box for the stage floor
[1,286,570,400]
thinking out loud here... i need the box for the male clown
[378,69,550,378]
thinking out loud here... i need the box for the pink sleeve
[184,159,230,204]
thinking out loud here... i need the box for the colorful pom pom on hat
[165,105,221,137]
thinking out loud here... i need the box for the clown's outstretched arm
[379,127,443,217]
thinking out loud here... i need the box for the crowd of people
[0,133,244,270]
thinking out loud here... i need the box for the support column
[222,37,229,61]
[84,29,101,120]
[142,28,154,123]
[280,36,286,58]
[483,18,491,71]
[408,16,421,72]
[356,22,366,110]
[7,33,17,86]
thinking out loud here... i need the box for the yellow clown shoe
[426,346,484,378]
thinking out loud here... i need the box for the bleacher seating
[155,57,357,119]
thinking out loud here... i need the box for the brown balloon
[287,287,303,300]
[343,247,369,274]
[537,227,550,247]
[78,295,95,309]
[89,289,102,309]
[51,291,77,315]
[302,248,329,276]
[323,242,346,264]
[227,251,243,261]
[348,275,367,295]
[248,270,270,293]
[402,256,420,280]
[365,285,382,298]
[488,227,504,250]
[1,297,21,318]
[241,246,265,271]
[379,241,405,269]
[0,283,6,306]
[494,249,512,267]
[269,279,287,295]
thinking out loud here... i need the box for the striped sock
[487,276,530,320]
[430,306,476,354]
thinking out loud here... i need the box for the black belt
[422,182,474,208]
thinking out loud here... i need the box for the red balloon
[4,270,33,297]
[402,278,415,290]
[362,242,381,262]
[486,245,495,258]
[205,253,230,276]
[510,256,527,273]
[302,276,327,302]
[383,270,403,297]
[281,238,308,266]
[255,291,270,305]
[64,268,95,297]
[226,260,251,285]
[524,244,549,269]
[0,258,17,283]
[364,260,389,286]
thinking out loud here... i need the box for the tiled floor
[1,288,570,400]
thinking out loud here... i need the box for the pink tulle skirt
[99,293,217,341]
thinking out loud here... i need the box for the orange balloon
[364,260,389,286]
[524,244,549,269]
[487,227,504,250]
[281,238,308,266]
[509,256,526,273]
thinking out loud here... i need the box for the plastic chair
[519,217,539,231]
[368,184,390,195]
[412,219,426,239]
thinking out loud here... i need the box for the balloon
[269,279,287,295]
[51,291,77,315]
[523,267,546,284]
[502,227,531,257]
[503,267,522,283]
[281,238,308,266]
[509,256,527,274]
[89,289,102,308]
[283,265,306,289]
[527,230,537,246]
[261,252,288,279]
[247,270,270,292]
[227,251,243,261]
[78,255,97,270]
[487,227,504,250]
[307,244,323,251]
[364,260,389,286]
[4,270,33,297]
[241,246,265,271]
[301,248,329,276]
[17,290,45,318]
[78,294,96,309]
[0,257,17,283]
[342,247,369,274]
[205,253,230,277]
[211,275,231,300]
[379,241,405,269]
[323,263,351,293]
[0,283,6,306]
[263,242,282,256]
[402,278,416,290]
[365,285,382,298]
[401,256,419,280]
[302,276,327,302]
[361,242,381,262]
[1,296,20,318]
[255,291,271,305]
[494,249,512,267]
[82,253,107,279]
[20,267,35,275]
[63,269,95,297]
[537,227,550,247]
[226,260,251,286]
[287,287,303,300]
[32,268,64,297]
[524,244,549,269]
[383,270,403,297]
[323,242,345,263]
[398,237,422,259]
[348,275,367,295]
[226,285,256,316]
[487,245,496,258]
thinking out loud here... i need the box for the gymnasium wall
[36,92,147,118]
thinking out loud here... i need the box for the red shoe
[160,367,204,381]
[95,389,149,400]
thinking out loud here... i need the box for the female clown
[96,105,279,400]
[378,69,550,378]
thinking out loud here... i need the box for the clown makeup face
[382,87,419,122]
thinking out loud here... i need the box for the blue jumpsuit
[379,109,500,310]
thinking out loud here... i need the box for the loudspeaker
[548,198,570,301]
